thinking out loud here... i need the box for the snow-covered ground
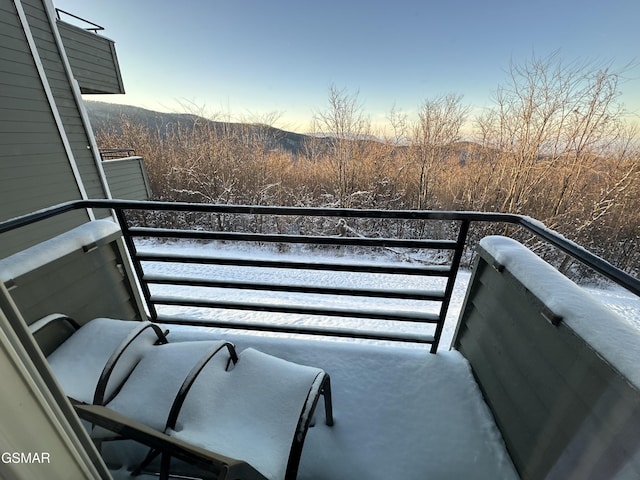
[138,240,471,351]
[149,328,518,480]
[138,239,640,350]
[117,239,640,479]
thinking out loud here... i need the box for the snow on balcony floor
[125,325,518,480]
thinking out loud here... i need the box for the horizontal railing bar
[514,216,640,295]
[0,199,517,232]
[1,199,638,297]
[88,199,524,221]
[151,296,441,323]
[156,314,435,344]
[129,227,458,250]
[145,274,446,301]
[137,252,451,277]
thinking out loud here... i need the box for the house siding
[0,0,89,257]
[57,20,125,94]
[22,0,107,201]
[102,156,152,200]
[0,0,124,258]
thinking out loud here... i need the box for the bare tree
[476,52,630,217]
[312,85,371,207]
[410,93,469,209]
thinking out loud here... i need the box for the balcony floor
[108,325,517,480]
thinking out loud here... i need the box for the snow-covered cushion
[171,348,324,479]
[46,318,157,404]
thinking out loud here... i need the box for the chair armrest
[93,322,169,405]
[165,341,238,431]
[73,403,267,480]
[29,314,81,357]
[29,314,81,334]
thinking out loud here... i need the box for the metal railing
[99,148,137,160]
[2,200,639,353]
[55,9,104,33]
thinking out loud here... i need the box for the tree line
[93,53,639,276]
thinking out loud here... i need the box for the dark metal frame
[73,402,268,480]
[93,323,169,405]
[99,148,137,160]
[2,199,639,353]
[55,8,104,33]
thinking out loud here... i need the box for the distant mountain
[85,101,315,155]
[85,101,484,164]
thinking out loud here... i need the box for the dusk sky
[55,0,640,133]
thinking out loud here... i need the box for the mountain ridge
[85,101,482,163]
[85,101,319,155]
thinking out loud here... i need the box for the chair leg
[131,448,161,476]
[160,451,171,480]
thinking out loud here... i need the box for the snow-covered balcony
[1,200,639,479]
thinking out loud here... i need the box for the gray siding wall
[22,0,107,200]
[454,244,640,479]
[1,0,118,258]
[103,156,152,200]
[57,20,124,95]
[0,0,89,256]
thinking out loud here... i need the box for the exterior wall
[0,0,126,258]
[102,156,152,200]
[0,0,89,257]
[454,241,640,479]
[57,20,125,94]
[0,0,85,214]
[22,0,107,200]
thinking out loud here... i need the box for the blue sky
[55,0,640,133]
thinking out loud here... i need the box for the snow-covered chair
[31,315,168,404]
[31,315,256,477]
[91,337,240,473]
[32,314,333,480]
[99,340,237,435]
[73,402,268,479]
[97,345,334,480]
[163,347,333,480]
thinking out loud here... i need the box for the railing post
[114,208,158,320]
[431,219,470,353]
